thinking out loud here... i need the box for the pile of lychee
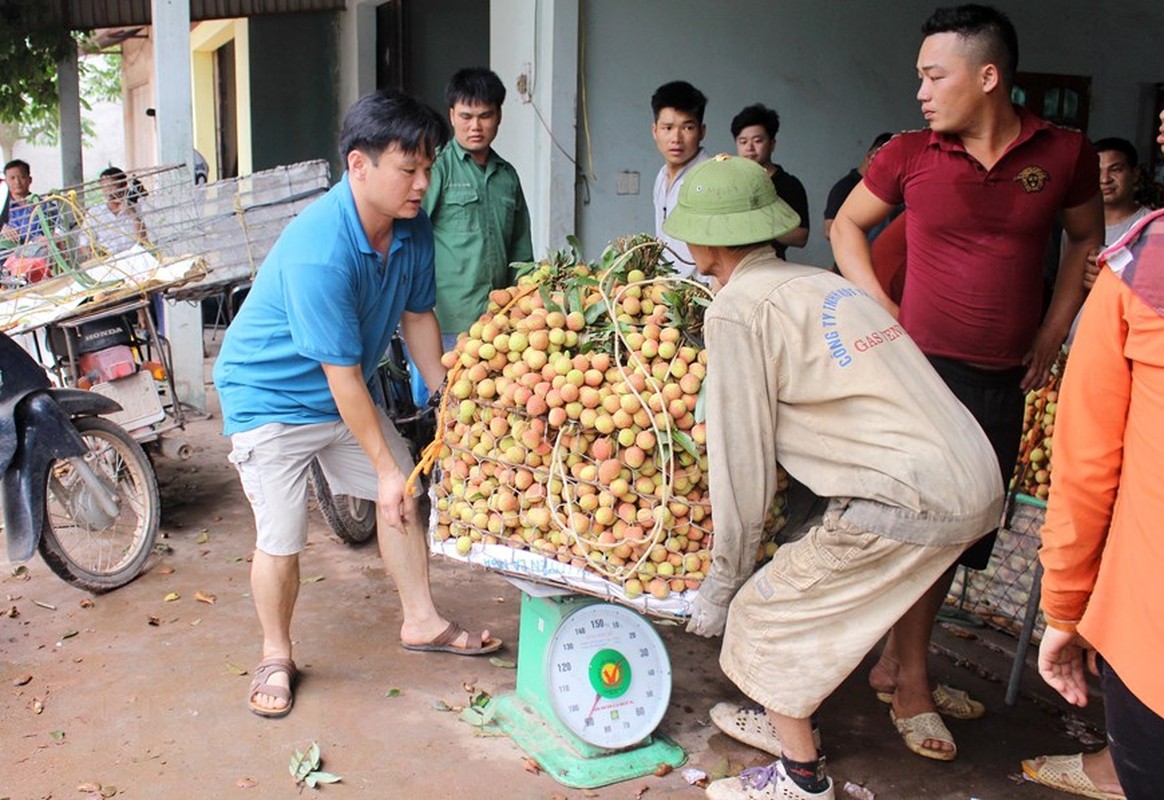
[429,239,786,599]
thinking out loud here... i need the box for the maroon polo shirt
[864,106,1099,367]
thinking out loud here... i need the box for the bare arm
[1023,193,1103,391]
[775,225,809,249]
[830,183,897,314]
[400,309,445,393]
[322,362,411,530]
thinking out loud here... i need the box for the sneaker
[706,761,835,800]
[709,702,823,757]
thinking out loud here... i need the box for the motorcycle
[1,331,160,591]
[310,334,435,544]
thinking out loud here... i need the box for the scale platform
[490,587,686,789]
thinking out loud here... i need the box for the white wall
[576,0,1164,267]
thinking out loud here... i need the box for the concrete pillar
[152,0,206,413]
[491,0,580,258]
[57,41,83,187]
[337,1,380,127]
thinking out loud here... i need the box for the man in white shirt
[651,80,710,279]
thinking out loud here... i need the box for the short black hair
[730,104,780,139]
[1093,137,1138,169]
[922,4,1019,88]
[338,88,449,165]
[651,81,707,124]
[4,159,30,175]
[869,132,894,151]
[445,67,506,109]
[99,166,127,182]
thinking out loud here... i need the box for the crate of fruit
[415,235,786,617]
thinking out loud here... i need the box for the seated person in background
[83,167,148,257]
[1,159,57,249]
[731,103,809,259]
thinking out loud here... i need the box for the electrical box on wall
[616,171,639,195]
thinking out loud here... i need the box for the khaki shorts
[227,410,416,556]
[720,503,965,719]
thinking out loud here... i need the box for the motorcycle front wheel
[39,416,160,592]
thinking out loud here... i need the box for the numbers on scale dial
[546,603,673,749]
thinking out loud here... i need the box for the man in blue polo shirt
[214,89,500,719]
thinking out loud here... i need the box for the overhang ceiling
[55,0,347,30]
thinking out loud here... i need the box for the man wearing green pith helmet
[669,155,1003,799]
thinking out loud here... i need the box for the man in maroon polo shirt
[831,4,1102,761]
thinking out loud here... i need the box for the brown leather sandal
[247,657,297,718]
[401,621,502,655]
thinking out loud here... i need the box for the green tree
[0,3,121,163]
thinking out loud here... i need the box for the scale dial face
[546,602,672,749]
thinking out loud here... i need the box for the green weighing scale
[489,579,687,789]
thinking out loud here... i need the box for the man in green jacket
[423,67,533,350]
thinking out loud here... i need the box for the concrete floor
[1,363,1108,800]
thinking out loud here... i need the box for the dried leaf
[309,772,341,785]
[385,688,402,698]
[653,763,673,777]
[163,592,180,602]
[100,785,118,797]
[77,783,101,793]
[49,730,65,740]
[195,530,210,544]
[62,630,79,640]
[226,662,249,676]
[79,598,94,609]
[460,704,496,727]
[33,600,57,610]
[522,756,542,775]
[489,657,516,669]
[157,565,175,575]
[305,742,321,770]
[13,674,32,686]
[12,565,29,578]
[431,699,452,712]
[235,777,257,789]
[153,543,174,555]
[300,575,325,584]
[194,591,217,605]
[189,618,202,626]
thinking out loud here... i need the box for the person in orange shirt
[1034,108,1164,800]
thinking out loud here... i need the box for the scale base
[491,693,687,789]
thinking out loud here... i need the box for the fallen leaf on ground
[49,730,64,740]
[12,565,30,579]
[189,618,202,626]
[100,785,117,797]
[163,592,180,602]
[77,782,101,792]
[13,674,32,686]
[33,600,56,610]
[62,630,79,640]
[653,763,673,777]
[79,598,94,609]
[157,565,175,575]
[385,688,401,698]
[235,777,257,789]
[489,657,516,669]
[522,756,542,775]
[195,591,217,604]
[226,662,249,676]
[153,543,173,555]
[195,530,210,544]
[431,699,452,712]
[300,575,325,584]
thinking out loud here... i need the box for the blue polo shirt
[213,174,436,435]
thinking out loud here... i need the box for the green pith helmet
[662,154,801,247]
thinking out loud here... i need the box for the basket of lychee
[416,235,787,611]
[1010,349,1068,503]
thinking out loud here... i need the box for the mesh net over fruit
[416,235,786,605]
